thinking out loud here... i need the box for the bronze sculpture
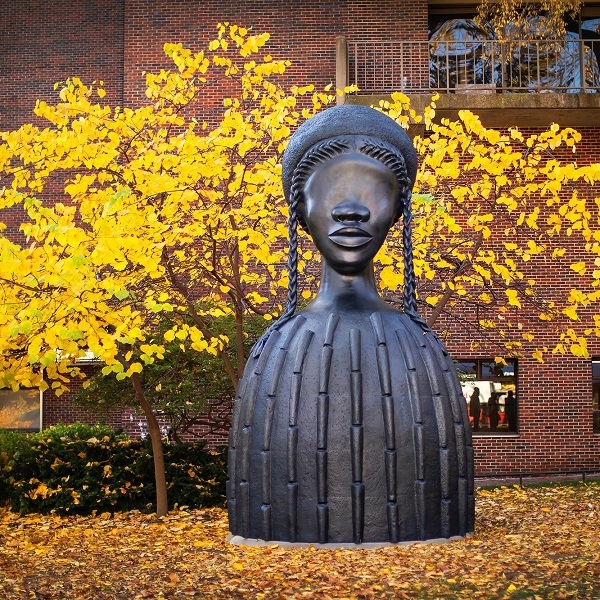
[227,105,474,545]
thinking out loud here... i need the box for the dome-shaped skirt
[227,308,474,545]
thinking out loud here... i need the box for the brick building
[1,0,600,476]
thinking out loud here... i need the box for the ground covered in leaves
[1,484,599,599]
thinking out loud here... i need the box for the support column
[336,36,348,106]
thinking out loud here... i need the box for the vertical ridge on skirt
[430,338,475,535]
[228,350,257,534]
[350,328,365,544]
[316,314,339,544]
[263,347,288,450]
[260,451,272,540]
[395,320,430,540]
[238,369,259,539]
[260,319,305,541]
[227,389,243,531]
[287,326,314,542]
[371,312,398,543]
[389,318,425,541]
[467,445,475,532]
[404,323,455,538]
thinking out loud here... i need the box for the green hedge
[0,428,30,505]
[0,424,227,515]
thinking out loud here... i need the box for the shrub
[28,422,122,442]
[163,443,227,508]
[2,423,227,515]
[0,429,30,504]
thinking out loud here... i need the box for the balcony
[336,36,600,128]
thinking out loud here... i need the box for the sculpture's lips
[328,227,373,248]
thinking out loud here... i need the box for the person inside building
[504,389,517,432]
[470,386,481,431]
[489,392,500,432]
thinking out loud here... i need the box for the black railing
[346,39,600,95]
[475,469,600,486]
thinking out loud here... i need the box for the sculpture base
[226,533,469,549]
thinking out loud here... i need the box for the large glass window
[428,14,600,93]
[455,359,517,434]
[0,389,42,431]
[592,359,600,433]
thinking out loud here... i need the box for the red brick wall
[41,371,231,444]
[123,0,428,106]
[433,125,600,475]
[471,354,598,474]
[41,365,123,431]
[1,0,599,475]
[0,0,124,242]
[0,0,124,131]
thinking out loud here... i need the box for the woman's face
[300,152,400,275]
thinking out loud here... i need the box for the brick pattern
[41,366,123,431]
[123,0,427,107]
[0,0,124,131]
[2,0,600,475]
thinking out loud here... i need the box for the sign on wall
[0,389,42,430]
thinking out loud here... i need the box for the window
[0,389,42,431]
[428,15,600,93]
[455,359,517,434]
[592,359,600,433]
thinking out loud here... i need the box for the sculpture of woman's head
[283,105,417,275]
[252,105,421,354]
[288,135,410,276]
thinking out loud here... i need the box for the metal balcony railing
[346,38,600,95]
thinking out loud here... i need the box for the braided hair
[359,139,422,323]
[252,136,424,357]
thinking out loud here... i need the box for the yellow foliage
[2,23,600,392]
[378,96,600,363]
[0,24,333,393]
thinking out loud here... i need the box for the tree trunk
[235,305,245,379]
[161,247,239,392]
[131,371,169,517]
[427,285,456,328]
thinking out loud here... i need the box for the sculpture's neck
[306,261,389,312]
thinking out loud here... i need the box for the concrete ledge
[349,93,600,128]
[226,533,468,549]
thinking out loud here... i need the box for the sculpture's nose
[331,199,370,223]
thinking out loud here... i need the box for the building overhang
[347,93,600,129]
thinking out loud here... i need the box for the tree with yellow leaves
[0,23,334,516]
[377,92,600,364]
[2,23,600,516]
[476,0,583,41]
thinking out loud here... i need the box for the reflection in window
[0,389,42,430]
[592,359,600,433]
[456,359,517,434]
[429,17,600,93]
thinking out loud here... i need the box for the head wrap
[282,104,418,203]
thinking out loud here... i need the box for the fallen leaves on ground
[1,484,599,599]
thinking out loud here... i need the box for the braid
[251,139,350,357]
[401,191,421,320]
[359,140,427,328]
